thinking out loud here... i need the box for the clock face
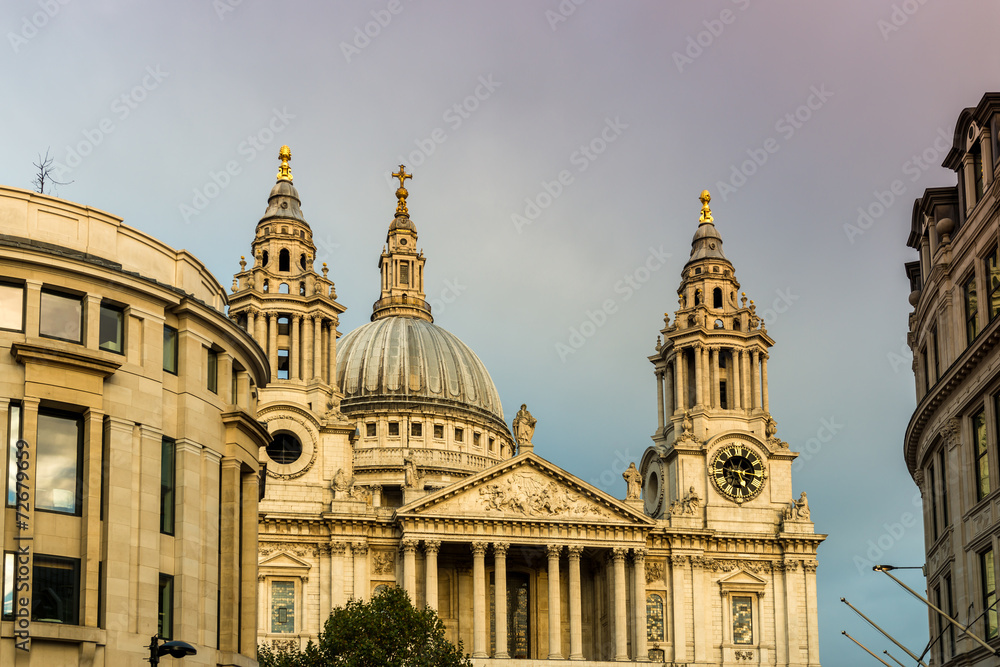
[710,444,766,503]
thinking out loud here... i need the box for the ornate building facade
[0,186,269,666]
[905,92,1000,666]
[252,151,824,665]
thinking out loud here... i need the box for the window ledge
[0,620,106,645]
[11,340,122,378]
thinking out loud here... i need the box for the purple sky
[4,1,998,663]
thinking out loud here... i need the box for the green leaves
[258,587,471,667]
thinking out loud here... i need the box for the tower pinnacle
[392,164,412,215]
[277,145,293,182]
[698,189,713,224]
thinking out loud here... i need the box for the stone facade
[905,92,1000,666]
[253,155,824,665]
[0,186,270,666]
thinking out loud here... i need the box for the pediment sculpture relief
[478,472,612,520]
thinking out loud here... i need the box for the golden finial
[392,164,412,215]
[698,189,713,224]
[277,145,293,181]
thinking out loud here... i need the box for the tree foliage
[258,586,471,667]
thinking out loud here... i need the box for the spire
[688,189,729,264]
[699,189,713,224]
[372,165,432,322]
[277,145,293,181]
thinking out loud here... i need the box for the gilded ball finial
[698,189,713,224]
[391,164,412,215]
[276,145,293,181]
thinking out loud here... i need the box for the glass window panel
[6,403,21,506]
[161,438,175,535]
[207,349,218,393]
[732,595,753,645]
[434,424,444,439]
[163,326,178,374]
[411,422,422,437]
[99,304,124,353]
[988,250,1000,320]
[159,575,174,639]
[366,423,376,437]
[32,555,79,624]
[0,283,24,331]
[388,422,399,436]
[36,412,81,514]
[983,550,997,639]
[2,552,13,619]
[39,291,82,342]
[646,593,665,642]
[966,276,979,344]
[271,581,295,633]
[976,408,991,500]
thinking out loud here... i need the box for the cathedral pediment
[259,552,312,571]
[717,568,768,594]
[397,452,654,525]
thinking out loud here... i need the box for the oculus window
[267,433,302,465]
[0,282,24,331]
[36,411,82,515]
[39,290,82,343]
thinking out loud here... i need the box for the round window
[267,433,302,465]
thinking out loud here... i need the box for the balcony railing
[353,447,500,473]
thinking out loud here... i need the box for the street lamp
[148,635,197,665]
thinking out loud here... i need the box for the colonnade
[242,308,337,384]
[655,343,769,430]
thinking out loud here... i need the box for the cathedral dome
[336,316,505,422]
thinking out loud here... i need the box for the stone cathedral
[245,149,824,665]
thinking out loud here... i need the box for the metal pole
[883,650,907,667]
[149,635,159,666]
[841,631,893,666]
[875,566,1000,656]
[841,598,928,666]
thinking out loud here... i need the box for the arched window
[277,317,289,336]
[262,250,269,266]
[299,282,306,296]
[300,254,306,270]
[263,279,269,293]
[694,289,702,306]
[733,319,741,332]
[279,283,290,294]
[713,287,723,308]
[279,249,290,272]
[647,593,665,642]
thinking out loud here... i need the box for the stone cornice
[11,340,122,377]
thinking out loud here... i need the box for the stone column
[547,545,563,659]
[254,308,266,347]
[371,483,382,508]
[331,542,347,608]
[328,320,338,385]
[805,561,820,665]
[313,316,323,381]
[319,544,331,624]
[633,549,648,661]
[352,542,368,601]
[751,349,760,410]
[674,352,685,412]
[761,352,770,413]
[568,546,584,660]
[425,540,441,611]
[290,314,301,381]
[783,561,801,660]
[612,547,629,661]
[402,539,419,601]
[472,541,488,658]
[303,315,314,381]
[731,349,741,410]
[665,362,674,416]
[218,458,242,653]
[710,347,720,409]
[493,542,510,659]
[693,344,703,408]
[655,370,665,432]
[240,470,259,656]
[246,309,256,342]
[671,555,687,662]
[702,346,711,410]
[267,313,278,379]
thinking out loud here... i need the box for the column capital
[567,545,584,559]
[547,544,563,560]
[670,554,688,566]
[633,548,647,563]
[471,541,488,557]
[424,539,441,555]
[330,542,348,555]
[292,313,302,322]
[612,547,628,562]
[401,539,419,554]
[352,541,368,556]
[492,542,509,557]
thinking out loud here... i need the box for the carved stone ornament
[735,650,755,661]
[942,417,962,448]
[675,410,699,446]
[259,542,317,558]
[478,473,612,520]
[646,561,664,584]
[669,486,701,516]
[372,551,396,575]
[802,560,818,573]
[781,491,810,522]
[623,462,642,500]
[711,559,771,574]
[670,554,688,566]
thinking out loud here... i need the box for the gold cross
[392,165,412,189]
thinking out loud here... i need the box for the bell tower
[372,164,432,322]
[640,190,800,527]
